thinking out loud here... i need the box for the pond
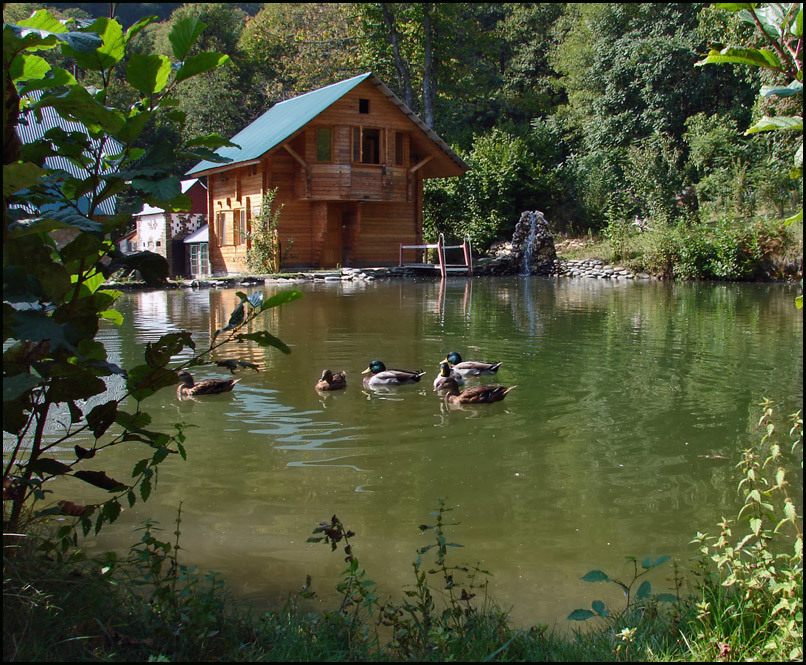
[42,276,804,629]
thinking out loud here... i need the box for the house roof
[183,224,208,244]
[15,91,123,216]
[134,178,206,216]
[186,72,468,176]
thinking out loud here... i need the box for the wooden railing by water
[399,233,473,277]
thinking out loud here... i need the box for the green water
[43,276,803,628]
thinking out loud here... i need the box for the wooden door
[322,203,343,268]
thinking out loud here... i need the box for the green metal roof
[186,73,372,176]
[186,72,468,176]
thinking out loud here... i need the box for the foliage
[567,555,679,623]
[245,188,283,274]
[237,3,358,104]
[3,9,302,543]
[696,2,803,303]
[424,119,577,249]
[309,500,506,661]
[688,402,803,661]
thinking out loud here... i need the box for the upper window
[315,127,333,163]
[358,98,370,114]
[352,126,381,164]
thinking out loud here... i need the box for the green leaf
[760,80,803,98]
[60,18,125,71]
[140,475,152,502]
[86,401,117,438]
[3,163,46,197]
[653,555,670,567]
[745,115,803,134]
[636,580,651,600]
[168,16,207,61]
[567,609,595,621]
[3,373,41,401]
[261,290,304,311]
[17,66,77,95]
[695,47,781,71]
[126,54,172,94]
[174,52,231,84]
[28,457,73,476]
[10,309,66,348]
[9,52,51,83]
[130,174,182,202]
[234,331,291,354]
[591,600,609,617]
[100,308,123,325]
[581,569,610,583]
[73,470,127,492]
[246,292,264,309]
[656,593,678,603]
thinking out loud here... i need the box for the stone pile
[553,259,650,280]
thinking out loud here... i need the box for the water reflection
[31,276,803,629]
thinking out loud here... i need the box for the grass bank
[4,408,801,663]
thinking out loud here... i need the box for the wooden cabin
[186,72,469,273]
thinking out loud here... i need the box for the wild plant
[309,500,503,661]
[689,401,803,661]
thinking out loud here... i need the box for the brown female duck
[435,376,515,404]
[315,369,347,391]
[176,371,239,399]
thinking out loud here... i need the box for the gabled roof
[15,90,123,216]
[186,72,468,176]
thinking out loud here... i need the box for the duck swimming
[177,371,239,399]
[442,351,502,377]
[435,376,515,404]
[362,360,426,388]
[315,369,347,391]
[433,362,465,390]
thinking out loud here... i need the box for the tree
[237,3,359,104]
[3,9,301,541]
[695,1,802,306]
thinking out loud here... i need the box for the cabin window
[315,127,333,163]
[234,209,247,246]
[352,126,382,164]
[395,132,405,166]
[215,211,229,246]
[359,98,369,114]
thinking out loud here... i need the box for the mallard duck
[435,376,516,404]
[442,351,502,377]
[433,362,465,390]
[315,369,347,391]
[362,360,426,388]
[176,371,240,399]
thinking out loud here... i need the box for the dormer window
[359,98,370,114]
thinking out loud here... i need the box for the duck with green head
[362,360,425,388]
[433,361,465,390]
[442,351,502,377]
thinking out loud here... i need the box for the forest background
[4,1,803,279]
